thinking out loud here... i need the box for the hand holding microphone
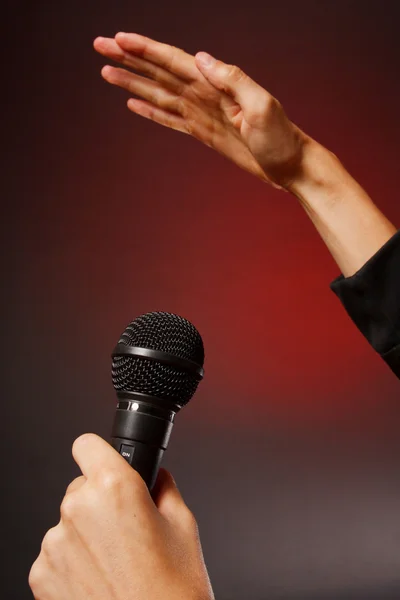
[29,313,214,600]
[29,436,214,600]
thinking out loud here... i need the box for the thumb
[152,468,193,525]
[195,52,268,109]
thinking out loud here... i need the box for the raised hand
[94,32,307,188]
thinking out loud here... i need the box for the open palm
[94,33,305,187]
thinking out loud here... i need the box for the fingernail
[197,52,215,67]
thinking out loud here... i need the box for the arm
[93,33,397,276]
[289,139,400,374]
[288,139,399,375]
[288,137,396,277]
[93,33,399,374]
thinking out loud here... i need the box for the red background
[3,1,400,598]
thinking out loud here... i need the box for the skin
[29,434,214,600]
[92,32,396,277]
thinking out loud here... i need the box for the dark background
[3,1,400,598]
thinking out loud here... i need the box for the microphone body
[110,312,205,490]
[111,396,175,490]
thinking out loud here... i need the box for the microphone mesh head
[112,312,204,408]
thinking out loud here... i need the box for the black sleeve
[330,229,400,378]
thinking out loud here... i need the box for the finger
[102,65,181,114]
[195,52,269,111]
[127,97,216,145]
[72,433,129,481]
[64,475,86,497]
[127,98,188,134]
[152,468,195,528]
[94,37,184,94]
[114,32,199,82]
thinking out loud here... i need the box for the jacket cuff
[330,230,400,357]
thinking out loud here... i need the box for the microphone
[110,311,205,490]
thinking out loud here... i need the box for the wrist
[283,133,397,276]
[285,135,345,201]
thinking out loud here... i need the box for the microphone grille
[112,312,204,408]
[118,311,204,363]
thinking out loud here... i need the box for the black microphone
[110,311,205,490]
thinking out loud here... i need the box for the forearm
[288,136,397,277]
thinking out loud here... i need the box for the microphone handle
[111,402,174,490]
[110,437,165,490]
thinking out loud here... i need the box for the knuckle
[65,475,85,495]
[42,525,62,548]
[41,526,61,555]
[98,469,147,501]
[180,507,198,532]
[226,64,245,84]
[98,468,146,498]
[256,94,277,118]
[28,561,44,592]
[99,469,126,492]
[60,494,79,521]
